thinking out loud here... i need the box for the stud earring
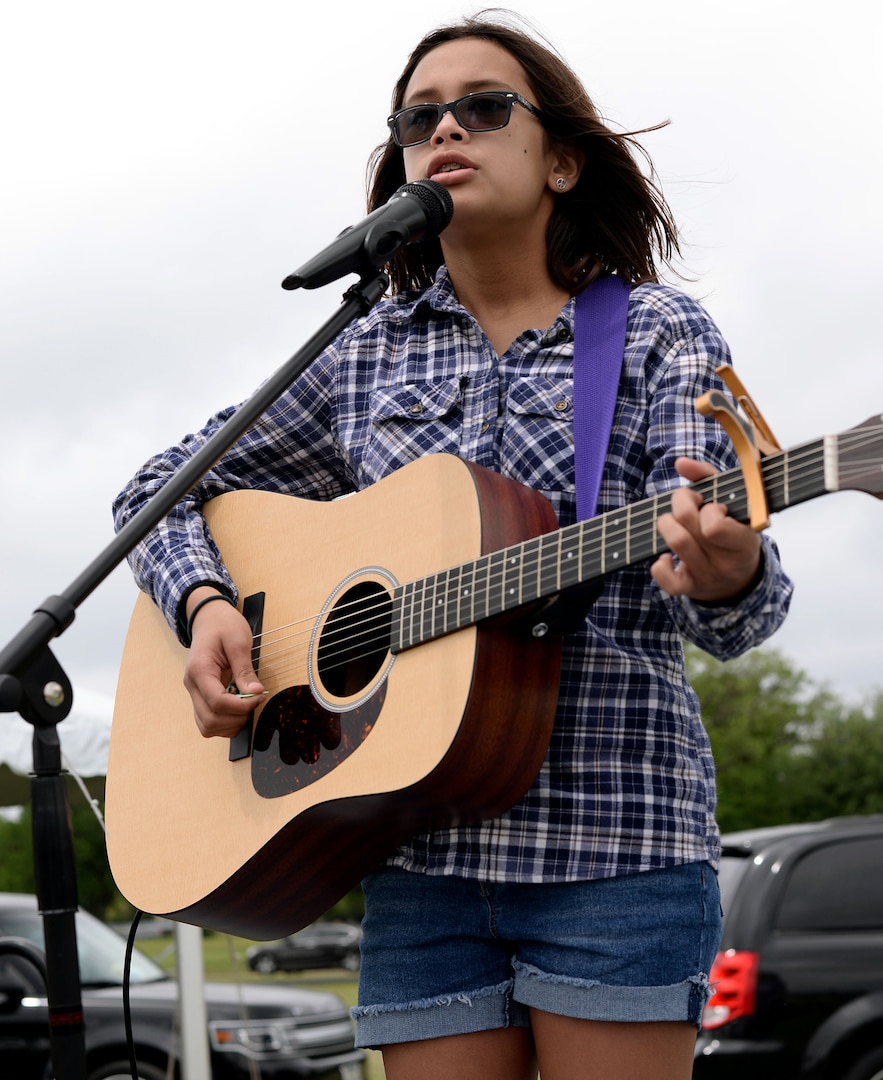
[556,177,567,191]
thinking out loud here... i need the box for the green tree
[0,809,36,892]
[686,645,837,831]
[0,798,120,918]
[782,691,883,822]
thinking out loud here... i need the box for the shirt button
[556,327,570,342]
[408,403,424,415]
[554,399,570,412]
[480,421,490,434]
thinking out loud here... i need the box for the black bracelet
[185,593,236,645]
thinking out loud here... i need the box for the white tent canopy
[0,685,112,807]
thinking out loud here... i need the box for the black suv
[247,923,363,975]
[693,815,883,1079]
[0,892,366,1079]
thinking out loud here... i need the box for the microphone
[281,179,454,291]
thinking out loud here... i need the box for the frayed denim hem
[352,978,530,1048]
[513,960,712,1027]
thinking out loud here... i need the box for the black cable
[123,911,143,1079]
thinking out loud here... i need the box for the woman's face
[399,38,568,242]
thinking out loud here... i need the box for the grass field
[137,931,386,1079]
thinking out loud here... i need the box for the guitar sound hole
[317,580,393,698]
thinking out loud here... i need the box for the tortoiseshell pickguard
[251,683,385,798]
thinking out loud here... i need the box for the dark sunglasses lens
[392,93,515,145]
[395,105,440,146]
[457,93,510,130]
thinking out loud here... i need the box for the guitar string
[251,431,865,686]
[250,437,798,679]
[244,425,879,685]
[250,465,717,669]
[252,419,866,671]
[245,432,835,683]
[306,429,829,656]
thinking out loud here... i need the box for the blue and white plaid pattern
[114,271,792,882]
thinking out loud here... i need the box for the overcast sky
[2,0,881,728]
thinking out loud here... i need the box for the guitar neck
[394,435,830,651]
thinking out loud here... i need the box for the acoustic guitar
[106,414,883,939]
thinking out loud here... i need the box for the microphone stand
[0,269,390,1080]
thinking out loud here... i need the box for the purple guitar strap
[573,275,631,520]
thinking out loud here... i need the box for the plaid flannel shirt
[114,271,792,882]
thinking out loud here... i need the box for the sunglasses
[388,90,545,148]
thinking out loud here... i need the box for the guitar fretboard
[393,434,831,651]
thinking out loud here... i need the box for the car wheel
[88,1061,168,1080]
[843,1046,883,1080]
[254,953,278,974]
[342,951,360,971]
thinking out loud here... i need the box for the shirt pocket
[501,375,575,495]
[358,378,464,485]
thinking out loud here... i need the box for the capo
[695,365,782,531]
[713,365,781,455]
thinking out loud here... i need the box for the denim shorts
[352,861,721,1048]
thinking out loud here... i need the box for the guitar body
[107,409,883,938]
[106,455,562,939]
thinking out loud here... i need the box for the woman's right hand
[182,587,265,738]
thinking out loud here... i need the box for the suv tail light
[703,949,760,1029]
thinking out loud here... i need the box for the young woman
[114,14,792,1080]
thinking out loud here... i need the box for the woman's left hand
[651,457,763,603]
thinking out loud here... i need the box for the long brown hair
[367,11,680,294]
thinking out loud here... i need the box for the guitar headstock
[836,414,883,499]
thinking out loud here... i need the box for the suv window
[717,856,750,910]
[775,836,883,931]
